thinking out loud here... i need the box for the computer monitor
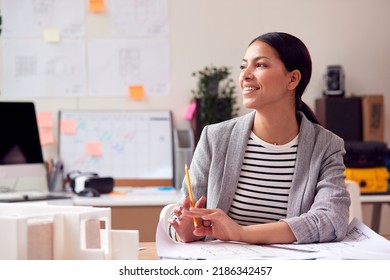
[0,102,49,192]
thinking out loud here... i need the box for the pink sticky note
[60,119,77,134]
[39,129,55,146]
[37,112,54,128]
[86,141,103,157]
[185,101,197,120]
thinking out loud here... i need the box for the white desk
[72,187,180,207]
[360,193,390,233]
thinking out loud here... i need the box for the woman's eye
[256,63,266,68]
[239,65,246,70]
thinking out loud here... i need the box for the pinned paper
[185,101,197,120]
[129,85,145,100]
[86,141,103,157]
[39,129,55,146]
[60,119,77,134]
[89,0,105,13]
[43,28,60,42]
[37,112,54,128]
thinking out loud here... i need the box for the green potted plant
[191,65,239,143]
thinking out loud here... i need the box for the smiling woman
[169,32,351,245]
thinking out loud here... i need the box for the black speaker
[315,97,362,141]
[323,65,345,96]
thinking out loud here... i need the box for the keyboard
[0,191,73,203]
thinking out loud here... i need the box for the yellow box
[344,167,389,193]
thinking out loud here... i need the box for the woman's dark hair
[250,32,319,124]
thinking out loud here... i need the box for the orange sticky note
[39,129,55,146]
[37,112,54,128]
[89,0,105,13]
[60,119,77,134]
[185,101,197,120]
[129,85,145,100]
[109,191,126,197]
[86,141,103,157]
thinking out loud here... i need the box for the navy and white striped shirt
[228,132,298,225]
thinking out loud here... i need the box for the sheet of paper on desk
[156,219,325,260]
[277,218,390,259]
[156,218,390,260]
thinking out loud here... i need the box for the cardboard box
[362,95,385,142]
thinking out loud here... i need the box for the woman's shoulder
[299,112,345,152]
[299,111,343,142]
[312,122,344,144]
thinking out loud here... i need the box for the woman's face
[239,40,296,111]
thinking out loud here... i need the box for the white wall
[0,0,389,232]
[1,0,389,157]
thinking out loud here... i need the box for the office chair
[159,203,176,234]
[345,180,363,222]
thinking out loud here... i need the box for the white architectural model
[0,203,138,260]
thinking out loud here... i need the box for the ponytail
[297,98,320,124]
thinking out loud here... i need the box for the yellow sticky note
[37,112,53,128]
[39,129,55,146]
[43,28,60,42]
[129,85,145,100]
[86,141,103,157]
[60,119,77,134]
[89,0,105,13]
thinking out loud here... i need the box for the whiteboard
[58,110,173,180]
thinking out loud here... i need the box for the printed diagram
[3,39,86,97]
[118,48,141,77]
[15,56,37,76]
[346,226,369,242]
[199,243,281,258]
[2,0,85,37]
[45,56,74,76]
[134,0,149,21]
[32,0,55,26]
[112,0,168,36]
[88,38,169,97]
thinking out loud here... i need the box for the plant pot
[192,97,232,144]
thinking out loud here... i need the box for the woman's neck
[253,110,299,145]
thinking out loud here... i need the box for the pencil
[184,164,198,227]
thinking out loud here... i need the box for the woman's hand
[169,196,206,243]
[182,208,243,242]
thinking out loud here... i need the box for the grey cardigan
[181,110,351,244]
